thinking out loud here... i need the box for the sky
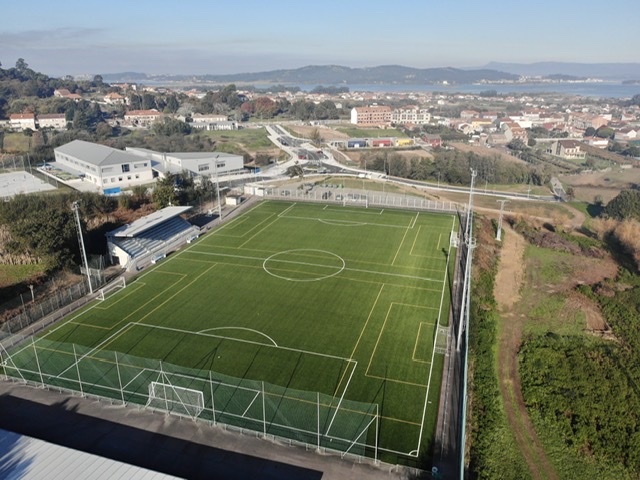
[1,0,638,77]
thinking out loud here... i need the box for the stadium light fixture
[72,201,93,294]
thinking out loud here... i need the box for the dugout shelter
[107,206,199,270]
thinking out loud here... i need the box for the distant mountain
[481,62,640,80]
[101,65,519,85]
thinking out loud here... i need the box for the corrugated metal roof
[107,206,192,238]
[0,429,183,480]
[55,140,145,167]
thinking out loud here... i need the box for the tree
[96,122,113,139]
[286,163,304,178]
[605,189,640,220]
[152,117,191,136]
[142,93,156,110]
[152,174,178,208]
[596,126,615,139]
[310,128,323,145]
[165,95,179,113]
[584,126,596,137]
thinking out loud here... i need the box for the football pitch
[3,200,458,462]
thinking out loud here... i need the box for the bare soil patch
[287,125,349,141]
[494,227,559,480]
[564,292,609,332]
[450,142,528,164]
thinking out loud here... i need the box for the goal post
[146,381,205,419]
[98,277,126,301]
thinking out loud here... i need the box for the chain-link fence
[2,338,380,460]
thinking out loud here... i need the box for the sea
[287,82,640,99]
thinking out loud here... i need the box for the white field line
[242,390,262,417]
[416,214,457,455]
[132,322,356,364]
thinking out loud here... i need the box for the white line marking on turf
[198,327,278,347]
[415,214,456,455]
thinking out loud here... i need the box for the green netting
[1,338,378,458]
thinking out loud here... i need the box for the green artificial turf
[4,200,457,463]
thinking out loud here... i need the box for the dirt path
[494,227,559,480]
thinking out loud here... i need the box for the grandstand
[107,206,200,270]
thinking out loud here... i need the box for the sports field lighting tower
[496,199,509,241]
[72,201,93,294]
[213,154,222,221]
[464,169,477,242]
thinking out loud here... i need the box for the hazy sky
[2,0,638,76]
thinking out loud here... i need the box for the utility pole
[496,199,509,241]
[72,201,93,294]
[213,155,222,221]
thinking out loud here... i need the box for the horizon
[2,0,638,77]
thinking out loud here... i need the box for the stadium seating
[114,217,195,261]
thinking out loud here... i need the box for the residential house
[104,92,126,105]
[124,109,164,127]
[460,110,479,120]
[614,127,638,142]
[583,136,609,149]
[53,89,82,101]
[423,134,443,148]
[569,112,608,130]
[487,132,509,146]
[502,122,528,144]
[9,113,36,131]
[37,113,67,130]
[546,140,586,159]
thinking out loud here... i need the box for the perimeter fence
[1,338,380,461]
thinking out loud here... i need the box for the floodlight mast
[213,155,222,221]
[72,201,93,294]
[496,199,509,241]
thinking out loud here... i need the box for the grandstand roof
[0,428,183,480]
[108,206,192,238]
[55,140,144,167]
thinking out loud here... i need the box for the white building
[37,113,67,130]
[9,113,36,131]
[126,148,245,178]
[391,106,431,125]
[54,140,154,193]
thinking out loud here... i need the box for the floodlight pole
[464,169,477,243]
[72,201,93,294]
[496,200,509,241]
[213,155,222,221]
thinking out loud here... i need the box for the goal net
[146,381,205,418]
[98,277,126,301]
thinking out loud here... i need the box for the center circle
[263,249,345,282]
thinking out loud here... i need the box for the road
[259,124,561,204]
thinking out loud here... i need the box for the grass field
[3,201,457,463]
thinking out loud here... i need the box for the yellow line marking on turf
[99,264,219,352]
[365,373,428,388]
[412,322,436,363]
[365,302,394,376]
[238,213,283,249]
[78,274,189,330]
[154,270,188,277]
[332,284,385,397]
[410,211,419,229]
[93,281,146,310]
[391,225,412,266]
[350,284,385,360]
[409,226,421,256]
